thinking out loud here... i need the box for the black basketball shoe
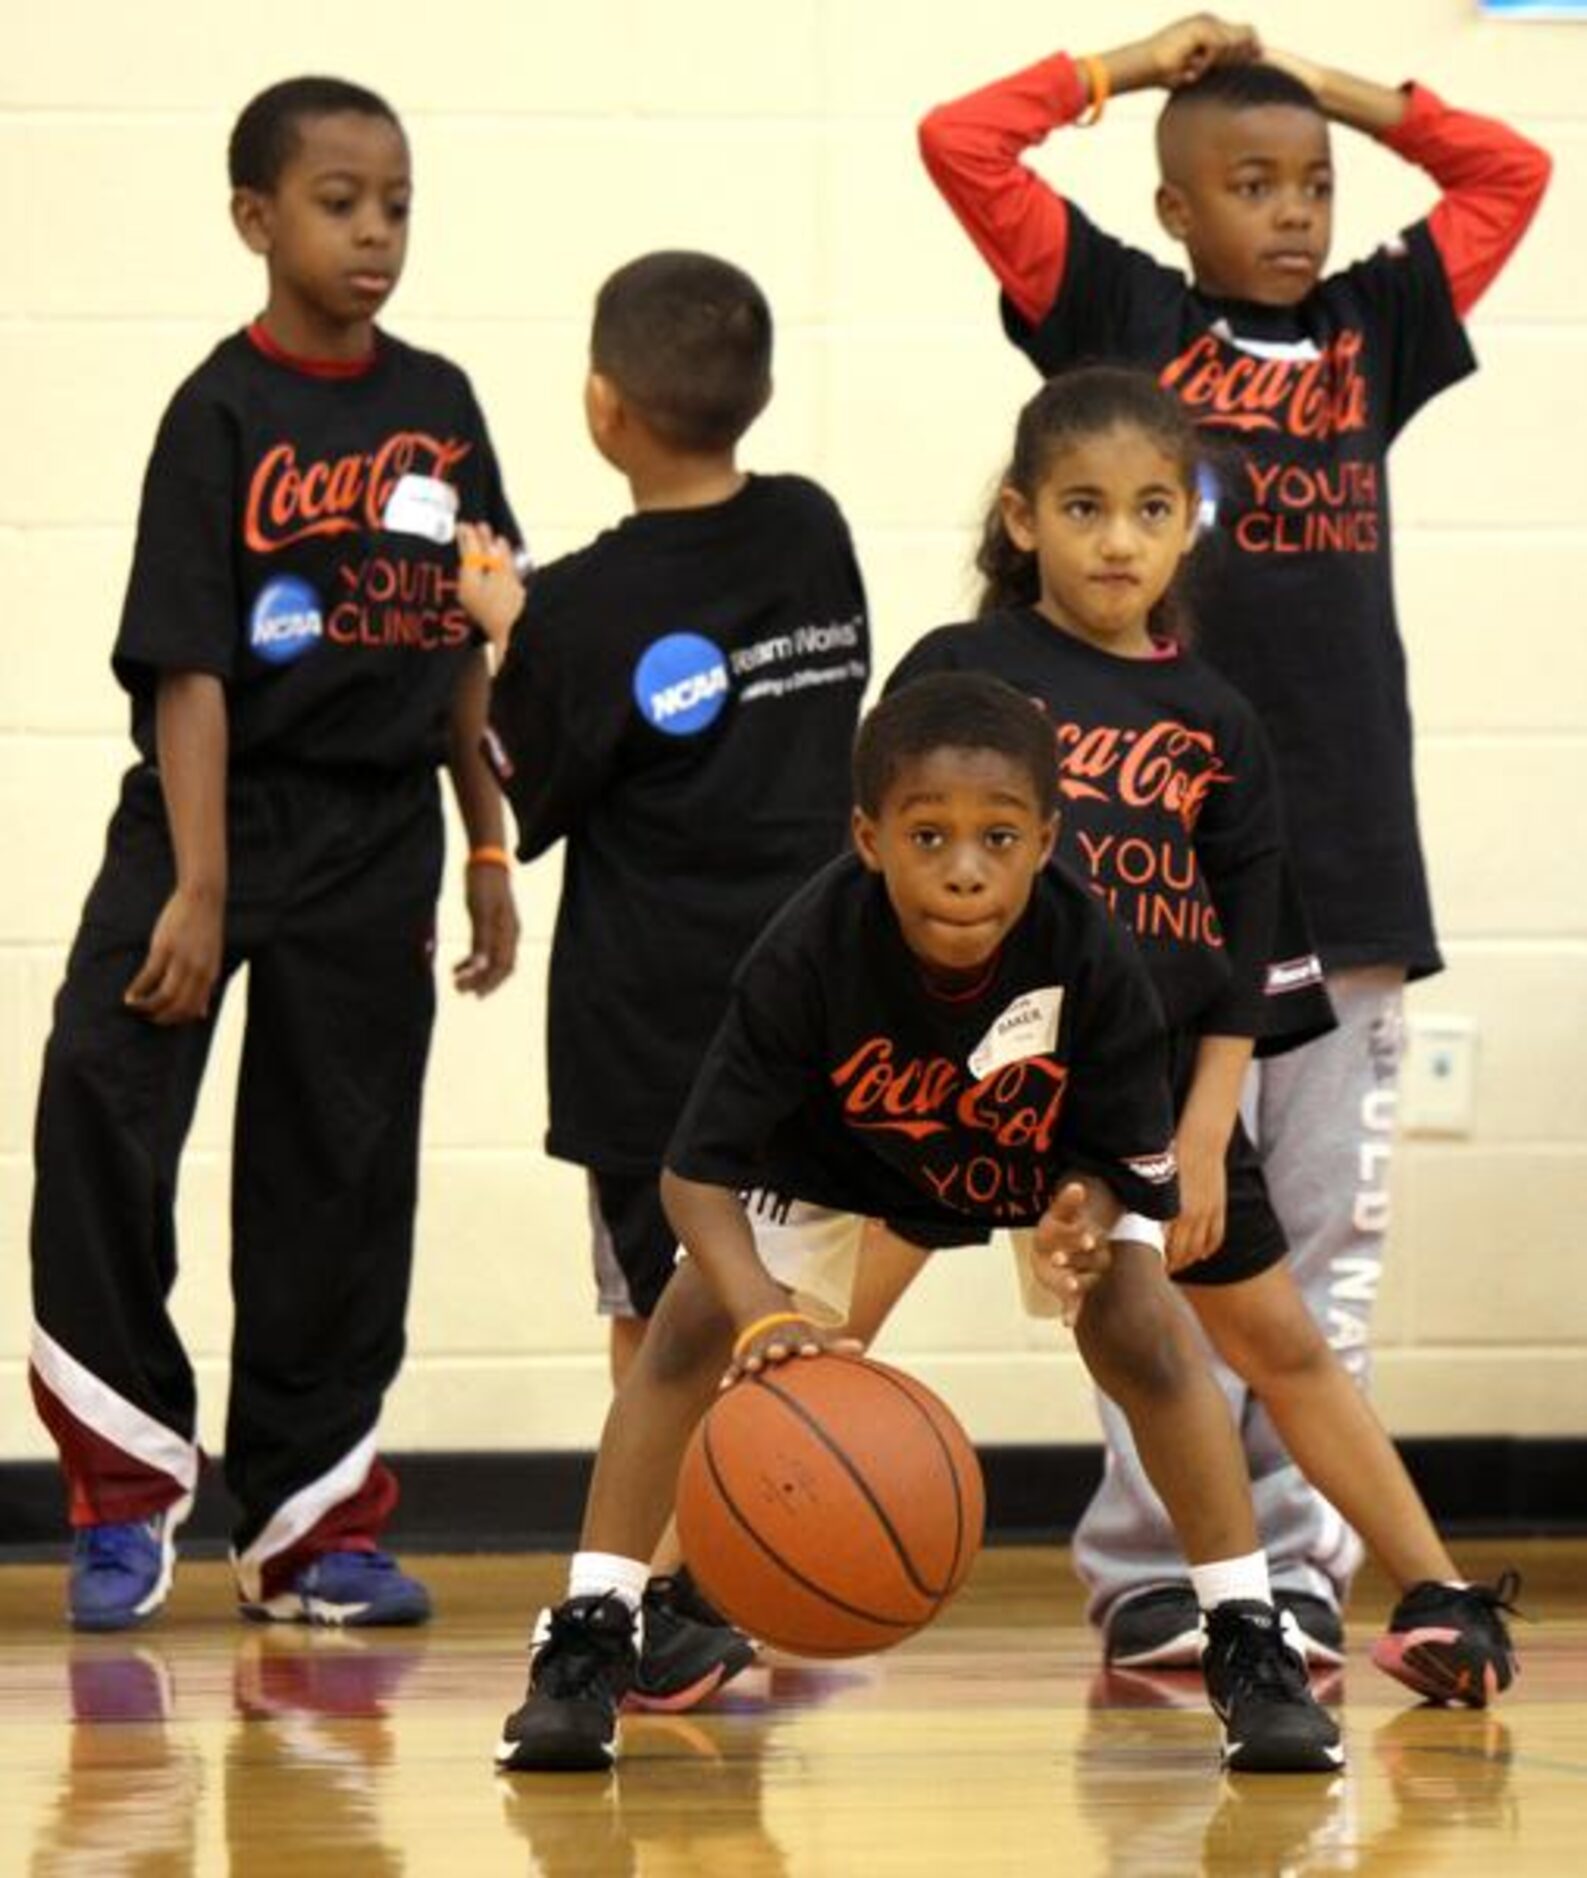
[1201,1600,1345,1774]
[626,1569,758,1713]
[1370,1573,1521,1707]
[1273,1590,1346,1668]
[1103,1583,1203,1669]
[495,1593,638,1773]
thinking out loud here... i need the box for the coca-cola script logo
[1053,718,1229,830]
[244,433,474,554]
[1161,331,1369,441]
[830,1035,1074,1216]
[832,1036,1068,1149]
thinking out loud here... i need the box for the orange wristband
[1077,53,1110,126]
[731,1311,814,1363]
[467,846,512,869]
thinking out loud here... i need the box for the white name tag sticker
[968,986,1064,1081]
[382,473,459,543]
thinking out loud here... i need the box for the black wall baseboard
[2,1438,1583,1560]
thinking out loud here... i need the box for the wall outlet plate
[1402,1015,1478,1136]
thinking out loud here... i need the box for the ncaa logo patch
[634,632,730,737]
[249,576,323,665]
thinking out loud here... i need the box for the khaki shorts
[709,1193,1166,1325]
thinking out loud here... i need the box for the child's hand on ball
[723,1315,862,1389]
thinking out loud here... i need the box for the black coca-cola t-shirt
[889,611,1333,1053]
[485,475,870,1171]
[667,853,1179,1245]
[1001,210,1474,976]
[114,326,516,771]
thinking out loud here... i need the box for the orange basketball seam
[697,1412,924,1632]
[842,1361,975,1595]
[754,1369,956,1602]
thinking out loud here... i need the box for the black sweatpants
[30,761,442,1588]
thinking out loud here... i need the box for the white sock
[1190,1552,1272,1613]
[567,1551,650,1613]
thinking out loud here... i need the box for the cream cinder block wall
[2,0,1584,1467]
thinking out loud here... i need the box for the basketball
[676,1353,985,1657]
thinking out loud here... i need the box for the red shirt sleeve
[1377,83,1551,318]
[917,51,1091,326]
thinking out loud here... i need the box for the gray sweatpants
[1072,968,1407,1623]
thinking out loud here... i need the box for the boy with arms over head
[919,14,1549,1663]
[483,674,1343,1780]
[30,78,521,1633]
[458,249,869,1711]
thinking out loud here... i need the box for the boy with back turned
[459,249,870,1711]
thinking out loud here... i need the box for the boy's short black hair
[854,673,1059,820]
[1157,62,1322,152]
[229,77,402,192]
[591,251,772,453]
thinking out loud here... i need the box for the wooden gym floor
[2,1539,1582,1875]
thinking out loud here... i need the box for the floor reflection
[492,1661,859,1877]
[31,1641,199,1878]
[2,1548,1574,1878]
[497,1724,795,1878]
[1366,1706,1519,1861]
[1078,1663,1351,1877]
[226,1627,427,1877]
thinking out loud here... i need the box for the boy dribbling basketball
[494,673,1342,1778]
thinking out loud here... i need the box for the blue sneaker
[68,1499,189,1633]
[240,1548,432,1628]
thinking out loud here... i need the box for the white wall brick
[0,129,27,318]
[0,1,629,115]
[0,969,30,1159]
[625,0,825,119]
[0,325,212,526]
[1393,331,1587,530]
[4,0,1585,1471]
[409,122,828,326]
[854,527,981,679]
[1401,537,1587,732]
[5,530,131,734]
[1370,1349,1587,1437]
[823,331,1029,530]
[407,1154,595,1356]
[0,738,130,942]
[1419,743,1587,939]
[420,941,550,1147]
[825,121,998,329]
[1395,1147,1587,1343]
[10,123,246,321]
